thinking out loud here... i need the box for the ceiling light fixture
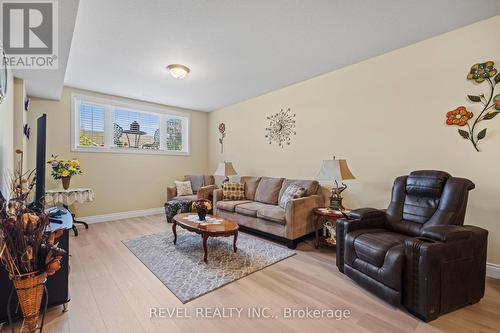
[167,64,190,79]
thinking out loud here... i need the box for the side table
[45,188,95,236]
[312,208,348,248]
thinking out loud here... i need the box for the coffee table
[172,213,239,263]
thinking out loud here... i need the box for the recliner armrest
[347,208,386,220]
[420,226,470,242]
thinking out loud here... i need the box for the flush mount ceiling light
[167,64,190,79]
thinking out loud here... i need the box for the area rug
[122,229,295,303]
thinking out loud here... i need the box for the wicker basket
[11,271,47,331]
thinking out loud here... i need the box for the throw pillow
[223,182,245,201]
[175,181,193,196]
[279,184,307,208]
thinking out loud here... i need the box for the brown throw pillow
[223,182,245,201]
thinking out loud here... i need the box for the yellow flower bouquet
[47,155,82,189]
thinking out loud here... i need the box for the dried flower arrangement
[0,150,66,330]
[192,199,213,221]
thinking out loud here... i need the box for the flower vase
[61,176,71,190]
[12,271,47,331]
[197,208,207,221]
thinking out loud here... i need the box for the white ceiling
[33,1,500,111]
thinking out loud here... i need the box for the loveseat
[166,175,216,202]
[214,176,323,248]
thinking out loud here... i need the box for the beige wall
[209,15,500,264]
[13,78,27,170]
[27,87,209,217]
[0,69,14,196]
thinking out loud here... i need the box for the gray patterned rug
[122,229,295,303]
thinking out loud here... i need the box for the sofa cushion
[175,181,193,196]
[254,177,284,205]
[257,206,286,225]
[235,202,273,217]
[353,230,410,267]
[223,182,245,201]
[279,179,319,202]
[240,176,261,200]
[172,194,198,201]
[278,184,307,209]
[184,175,204,193]
[217,200,251,212]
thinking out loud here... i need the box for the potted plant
[47,155,82,190]
[0,150,66,331]
[192,199,212,221]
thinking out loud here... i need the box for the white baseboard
[78,207,164,224]
[487,263,500,279]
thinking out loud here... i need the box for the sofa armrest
[213,189,223,214]
[420,226,471,242]
[166,186,177,202]
[285,194,322,240]
[197,185,216,201]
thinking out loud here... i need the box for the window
[72,95,189,155]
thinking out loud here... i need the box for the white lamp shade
[316,159,355,182]
[213,162,238,177]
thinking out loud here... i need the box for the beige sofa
[213,176,323,248]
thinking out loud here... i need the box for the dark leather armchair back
[386,170,475,237]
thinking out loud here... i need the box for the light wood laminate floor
[10,214,499,333]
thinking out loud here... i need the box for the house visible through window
[73,95,189,154]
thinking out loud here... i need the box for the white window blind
[79,103,105,147]
[73,95,190,155]
[113,109,160,148]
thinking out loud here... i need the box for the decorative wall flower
[466,61,497,83]
[446,61,499,152]
[218,122,226,153]
[446,106,473,126]
[494,94,500,110]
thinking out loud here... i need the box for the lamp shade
[316,158,355,182]
[213,162,238,177]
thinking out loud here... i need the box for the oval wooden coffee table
[172,213,239,263]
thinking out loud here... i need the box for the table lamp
[316,156,355,211]
[213,161,238,183]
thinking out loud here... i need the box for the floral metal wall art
[265,108,296,148]
[218,122,226,153]
[446,61,500,152]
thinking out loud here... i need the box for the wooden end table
[312,208,348,249]
[172,213,239,263]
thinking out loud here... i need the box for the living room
[0,1,499,332]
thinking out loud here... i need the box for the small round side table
[312,208,348,249]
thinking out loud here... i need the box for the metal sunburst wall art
[265,108,296,148]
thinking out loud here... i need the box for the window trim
[71,94,190,156]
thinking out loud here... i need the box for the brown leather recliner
[336,170,488,321]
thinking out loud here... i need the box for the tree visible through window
[166,117,183,151]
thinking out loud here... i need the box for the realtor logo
[1,0,58,69]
